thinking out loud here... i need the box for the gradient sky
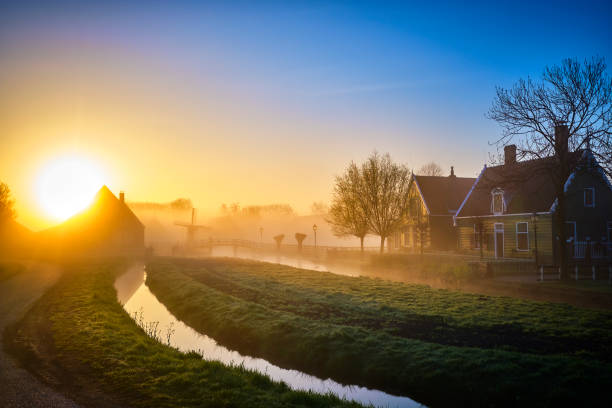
[1,0,611,230]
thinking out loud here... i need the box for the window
[516,222,529,251]
[584,188,595,207]
[473,224,481,249]
[564,221,576,243]
[491,189,504,215]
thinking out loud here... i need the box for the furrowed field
[146,257,612,408]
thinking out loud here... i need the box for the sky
[1,0,611,230]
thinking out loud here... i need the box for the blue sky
[1,0,611,223]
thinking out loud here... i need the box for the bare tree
[0,182,16,223]
[327,162,369,251]
[487,57,612,278]
[417,162,443,177]
[360,152,411,253]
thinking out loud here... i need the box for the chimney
[119,191,125,203]
[504,145,517,165]
[449,166,455,177]
[555,124,569,155]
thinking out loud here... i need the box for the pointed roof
[412,174,476,215]
[455,150,593,217]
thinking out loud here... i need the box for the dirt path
[0,261,81,408]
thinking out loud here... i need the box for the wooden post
[540,266,544,282]
[558,267,561,280]
[592,265,596,281]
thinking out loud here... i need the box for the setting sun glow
[36,155,106,221]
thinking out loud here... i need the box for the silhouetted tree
[327,162,369,251]
[360,152,411,253]
[310,201,328,215]
[273,234,285,249]
[488,57,612,278]
[417,162,443,176]
[295,233,306,250]
[0,182,16,223]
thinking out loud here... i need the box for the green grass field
[6,260,362,408]
[146,256,612,407]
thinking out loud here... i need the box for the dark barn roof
[414,175,476,215]
[455,151,585,217]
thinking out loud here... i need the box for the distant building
[454,129,612,264]
[389,168,476,251]
[38,186,145,257]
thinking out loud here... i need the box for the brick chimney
[119,191,125,203]
[450,166,455,177]
[504,145,517,165]
[554,124,569,156]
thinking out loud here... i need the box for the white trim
[494,222,504,259]
[454,165,486,222]
[515,221,529,251]
[584,187,595,207]
[412,175,431,215]
[455,211,551,219]
[491,188,505,215]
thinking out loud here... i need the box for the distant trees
[487,56,612,278]
[328,162,370,251]
[310,201,329,216]
[417,162,443,176]
[0,182,16,223]
[328,153,411,253]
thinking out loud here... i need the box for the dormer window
[584,188,595,207]
[491,188,505,215]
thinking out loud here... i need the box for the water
[115,264,424,408]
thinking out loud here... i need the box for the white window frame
[515,222,529,251]
[491,189,505,215]
[494,222,504,258]
[584,187,595,208]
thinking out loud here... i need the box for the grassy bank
[146,257,612,407]
[6,260,362,408]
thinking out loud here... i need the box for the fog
[129,200,381,255]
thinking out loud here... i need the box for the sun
[36,154,106,221]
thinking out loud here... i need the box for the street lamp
[259,226,263,244]
[312,224,318,249]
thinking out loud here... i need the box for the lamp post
[312,224,318,249]
[259,226,263,244]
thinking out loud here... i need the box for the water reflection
[115,264,424,408]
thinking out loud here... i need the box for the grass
[146,256,612,408]
[0,261,25,282]
[6,260,363,408]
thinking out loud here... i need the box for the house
[38,186,145,257]
[389,168,476,251]
[454,125,612,265]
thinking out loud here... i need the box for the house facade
[454,129,612,265]
[389,168,475,251]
